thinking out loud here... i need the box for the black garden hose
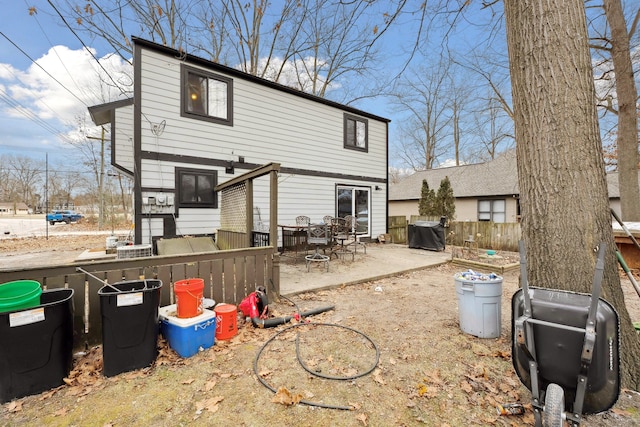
[253,322,380,410]
[250,305,335,328]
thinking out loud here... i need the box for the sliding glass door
[336,186,370,236]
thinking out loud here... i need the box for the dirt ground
[2,233,640,426]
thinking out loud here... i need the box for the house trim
[134,42,143,244]
[88,98,134,125]
[88,98,135,176]
[140,151,386,184]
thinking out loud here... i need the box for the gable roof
[129,37,390,124]
[390,149,635,201]
[390,150,519,201]
[88,98,134,125]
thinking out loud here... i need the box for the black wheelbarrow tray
[511,243,620,427]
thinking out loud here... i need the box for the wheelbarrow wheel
[543,383,565,427]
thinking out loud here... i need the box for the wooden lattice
[220,181,247,233]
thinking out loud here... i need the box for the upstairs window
[181,65,233,126]
[344,114,368,152]
[176,168,217,208]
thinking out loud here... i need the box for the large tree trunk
[504,0,640,389]
[604,0,640,221]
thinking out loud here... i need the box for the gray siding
[129,41,388,244]
[114,104,134,173]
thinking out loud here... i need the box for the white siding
[138,49,386,178]
[114,104,134,172]
[135,45,387,244]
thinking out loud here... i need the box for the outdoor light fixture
[375,185,382,191]
[226,161,235,174]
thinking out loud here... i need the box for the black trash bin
[0,288,74,403]
[98,279,162,377]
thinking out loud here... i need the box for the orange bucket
[214,304,238,340]
[174,279,204,318]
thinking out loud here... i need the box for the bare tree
[53,0,406,101]
[504,0,640,388]
[0,154,14,202]
[602,0,640,220]
[391,58,455,170]
[470,95,514,161]
[74,116,109,228]
[9,155,44,209]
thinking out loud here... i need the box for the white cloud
[0,45,132,146]
[0,63,19,80]
[241,55,340,94]
[437,158,460,168]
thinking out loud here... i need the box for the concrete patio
[278,243,451,295]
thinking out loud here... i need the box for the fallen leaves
[194,395,224,414]
[271,386,303,406]
[6,400,22,413]
[371,368,385,385]
[53,407,69,417]
[356,412,368,425]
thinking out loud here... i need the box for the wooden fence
[389,216,522,252]
[0,247,279,349]
[387,216,407,244]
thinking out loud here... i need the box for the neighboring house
[0,202,30,215]
[390,149,637,223]
[390,151,520,222]
[88,37,389,246]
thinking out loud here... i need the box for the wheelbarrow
[511,242,620,426]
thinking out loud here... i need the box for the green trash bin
[0,280,42,313]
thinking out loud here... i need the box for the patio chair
[331,217,355,261]
[305,223,330,271]
[344,214,366,254]
[322,215,334,225]
[296,215,310,226]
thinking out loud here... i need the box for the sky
[0,1,486,170]
[0,2,131,166]
[3,1,629,174]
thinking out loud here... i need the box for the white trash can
[454,272,503,338]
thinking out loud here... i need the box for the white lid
[159,304,216,326]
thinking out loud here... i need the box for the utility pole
[45,153,48,240]
[87,127,106,229]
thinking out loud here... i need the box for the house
[389,150,636,223]
[88,37,389,247]
[0,202,30,215]
[390,151,520,222]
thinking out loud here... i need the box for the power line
[46,0,131,101]
[0,55,64,122]
[0,86,75,142]
[0,31,88,107]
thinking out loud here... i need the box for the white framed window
[181,65,233,126]
[336,186,371,236]
[478,199,506,223]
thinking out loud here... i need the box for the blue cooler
[159,305,216,358]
